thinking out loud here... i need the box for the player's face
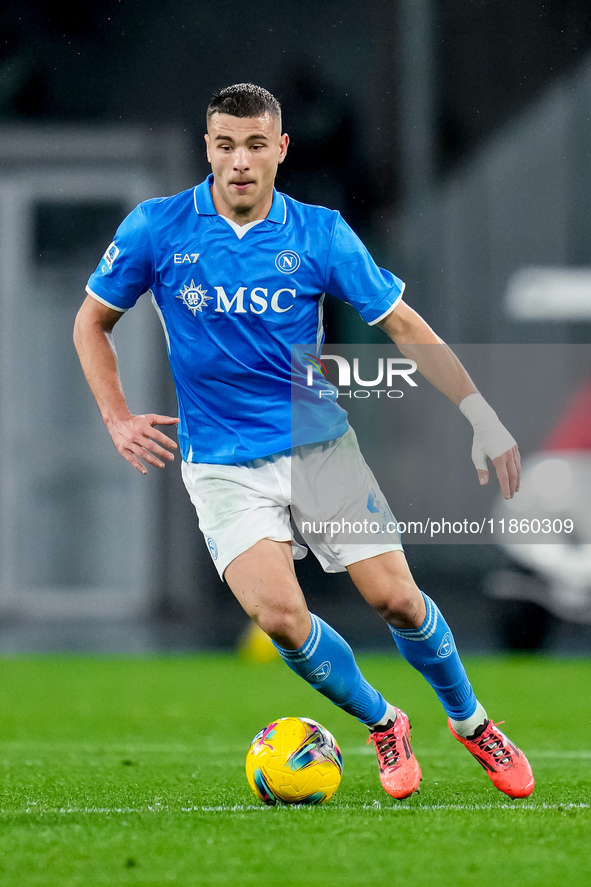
[205,113,289,223]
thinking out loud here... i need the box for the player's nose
[233,148,250,170]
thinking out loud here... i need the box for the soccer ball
[245,716,343,805]
[245,717,343,806]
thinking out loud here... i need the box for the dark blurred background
[1,0,590,654]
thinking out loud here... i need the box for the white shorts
[181,427,403,579]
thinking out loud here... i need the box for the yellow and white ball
[245,717,343,805]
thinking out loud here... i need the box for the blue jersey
[86,175,405,463]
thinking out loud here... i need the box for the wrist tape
[459,393,516,470]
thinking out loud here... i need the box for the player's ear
[278,133,289,164]
[204,133,211,164]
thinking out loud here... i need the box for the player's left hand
[475,443,521,500]
[459,393,521,499]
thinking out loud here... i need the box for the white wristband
[459,392,498,426]
[459,393,517,471]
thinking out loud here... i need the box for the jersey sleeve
[324,213,405,325]
[86,203,155,312]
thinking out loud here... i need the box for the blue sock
[389,593,477,720]
[273,614,387,727]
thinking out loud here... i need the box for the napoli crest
[177,280,212,315]
[275,250,301,274]
[206,536,218,560]
[308,661,331,683]
[437,632,454,658]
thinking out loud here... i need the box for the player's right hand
[106,413,180,475]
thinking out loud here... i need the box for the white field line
[1,742,591,760]
[0,802,589,816]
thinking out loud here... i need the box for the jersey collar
[193,174,286,224]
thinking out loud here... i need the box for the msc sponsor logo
[177,281,297,316]
[216,285,296,314]
[176,280,212,315]
[275,250,301,274]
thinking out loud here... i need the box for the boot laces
[476,721,513,766]
[368,730,401,769]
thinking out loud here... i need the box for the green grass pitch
[0,654,589,886]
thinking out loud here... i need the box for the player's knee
[372,582,424,629]
[255,605,310,648]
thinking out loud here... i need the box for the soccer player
[74,83,534,800]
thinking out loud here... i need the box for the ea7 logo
[174,252,200,264]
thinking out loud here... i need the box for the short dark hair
[206,83,281,126]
